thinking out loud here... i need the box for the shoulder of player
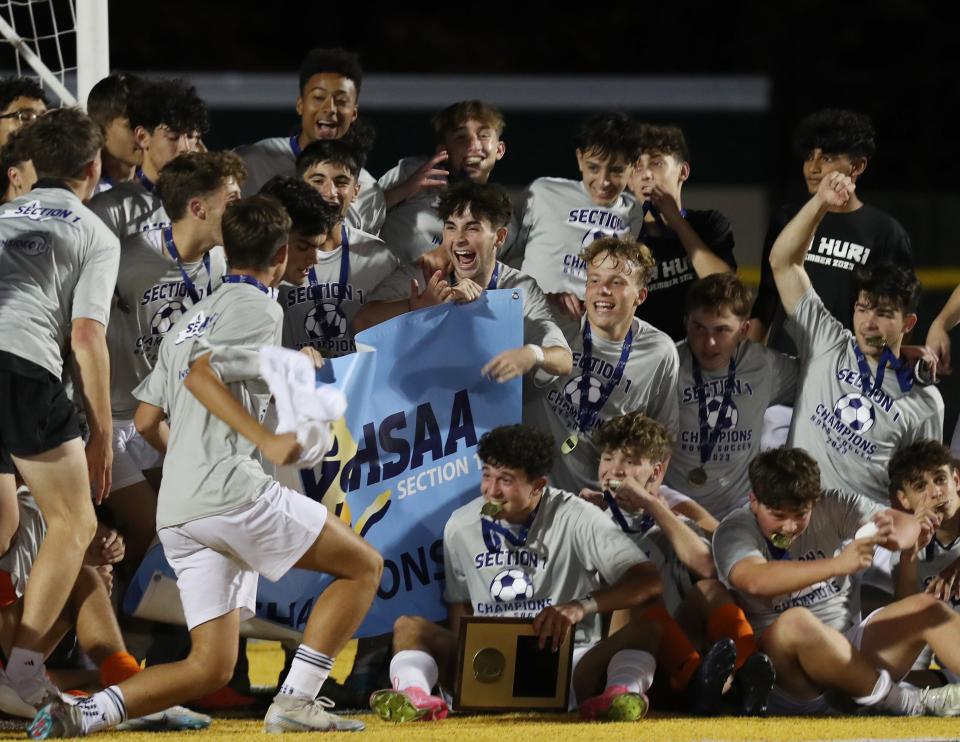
[445,497,484,536]
[346,227,387,254]
[495,262,539,291]
[713,506,758,540]
[235,136,288,156]
[684,208,732,232]
[631,318,678,356]
[541,486,615,528]
[907,383,945,414]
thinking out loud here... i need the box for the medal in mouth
[864,335,886,349]
[605,479,622,491]
[481,501,503,518]
[770,532,792,550]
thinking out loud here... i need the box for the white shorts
[768,608,880,715]
[111,419,164,491]
[157,482,327,630]
[567,644,594,710]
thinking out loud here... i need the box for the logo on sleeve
[174,310,219,345]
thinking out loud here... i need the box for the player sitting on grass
[887,440,960,687]
[355,181,573,382]
[28,196,384,738]
[581,412,775,715]
[714,446,960,716]
[370,424,664,723]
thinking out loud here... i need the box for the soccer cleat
[263,693,365,732]
[690,638,737,716]
[116,704,211,731]
[579,684,649,721]
[369,686,449,722]
[26,700,84,740]
[734,651,776,716]
[0,668,37,719]
[917,683,960,716]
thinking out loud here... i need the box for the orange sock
[640,604,701,690]
[706,603,758,671]
[99,651,141,686]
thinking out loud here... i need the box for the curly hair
[888,440,957,503]
[852,262,921,315]
[437,181,512,230]
[477,425,554,481]
[580,236,656,288]
[595,411,672,464]
[749,448,823,511]
[638,123,689,162]
[298,47,363,95]
[259,175,340,238]
[127,78,209,135]
[0,76,47,111]
[575,112,642,163]
[793,108,876,160]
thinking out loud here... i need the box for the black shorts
[0,351,81,474]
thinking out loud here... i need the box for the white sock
[278,645,335,700]
[855,669,921,714]
[77,686,127,734]
[4,647,45,699]
[605,649,656,694]
[389,650,438,693]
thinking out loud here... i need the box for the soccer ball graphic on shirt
[563,374,603,408]
[489,568,534,603]
[834,392,876,433]
[580,228,616,250]
[704,395,739,430]
[150,300,185,335]
[304,303,347,340]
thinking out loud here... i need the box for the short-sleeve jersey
[442,488,649,645]
[133,280,283,529]
[665,340,799,519]
[516,178,638,297]
[635,209,737,340]
[523,316,679,493]
[109,226,227,418]
[235,136,385,235]
[89,178,169,239]
[713,489,884,634]
[753,202,913,355]
[786,288,944,504]
[491,262,571,353]
[277,225,410,356]
[636,515,710,614]
[0,184,120,378]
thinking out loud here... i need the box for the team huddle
[2,45,960,737]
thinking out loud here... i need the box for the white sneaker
[16,671,65,711]
[0,668,36,719]
[116,705,211,731]
[918,683,960,716]
[264,694,364,733]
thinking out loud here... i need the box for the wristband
[576,595,599,616]
[525,344,545,367]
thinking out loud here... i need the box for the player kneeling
[370,425,663,723]
[715,447,960,715]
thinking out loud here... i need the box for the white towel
[259,346,347,469]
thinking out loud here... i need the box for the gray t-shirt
[277,225,410,356]
[493,262,570,351]
[713,489,883,634]
[443,487,649,645]
[0,185,120,378]
[523,316,679,493]
[666,340,799,519]
[133,280,282,529]
[235,135,385,235]
[516,177,639,297]
[0,488,46,599]
[786,288,944,504]
[109,226,227,418]
[636,515,710,614]
[89,179,169,239]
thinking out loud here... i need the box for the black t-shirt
[752,202,913,354]
[635,208,737,341]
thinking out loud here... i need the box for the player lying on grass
[581,411,775,715]
[715,446,960,716]
[371,424,664,723]
[28,195,383,738]
[0,481,209,730]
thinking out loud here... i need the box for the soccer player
[282,140,411,356]
[0,127,36,204]
[522,236,679,493]
[354,181,573,381]
[29,196,382,738]
[105,151,246,565]
[0,108,118,710]
[379,99,508,264]
[714,447,960,716]
[0,77,47,148]
[236,47,385,235]
[86,73,143,194]
[751,108,912,352]
[769,171,942,504]
[666,273,798,519]
[90,78,208,238]
[629,124,736,340]
[514,112,641,319]
[370,424,663,723]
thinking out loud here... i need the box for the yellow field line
[738,266,960,290]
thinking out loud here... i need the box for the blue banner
[125,290,524,637]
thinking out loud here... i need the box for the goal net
[0,0,108,107]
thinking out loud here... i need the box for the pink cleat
[579,684,649,721]
[369,686,449,722]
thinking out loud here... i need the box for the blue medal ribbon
[764,537,792,561]
[134,167,155,194]
[221,273,275,297]
[481,500,540,553]
[574,321,633,435]
[307,225,350,338]
[162,226,211,305]
[449,261,501,292]
[603,490,654,534]
[692,354,737,469]
[289,134,303,158]
[639,200,687,235]
[852,340,913,394]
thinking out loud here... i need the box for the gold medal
[688,467,708,486]
[561,433,579,455]
[480,501,502,518]
[605,479,622,491]
[472,647,506,683]
[770,533,792,550]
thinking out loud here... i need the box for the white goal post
[0,0,109,108]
